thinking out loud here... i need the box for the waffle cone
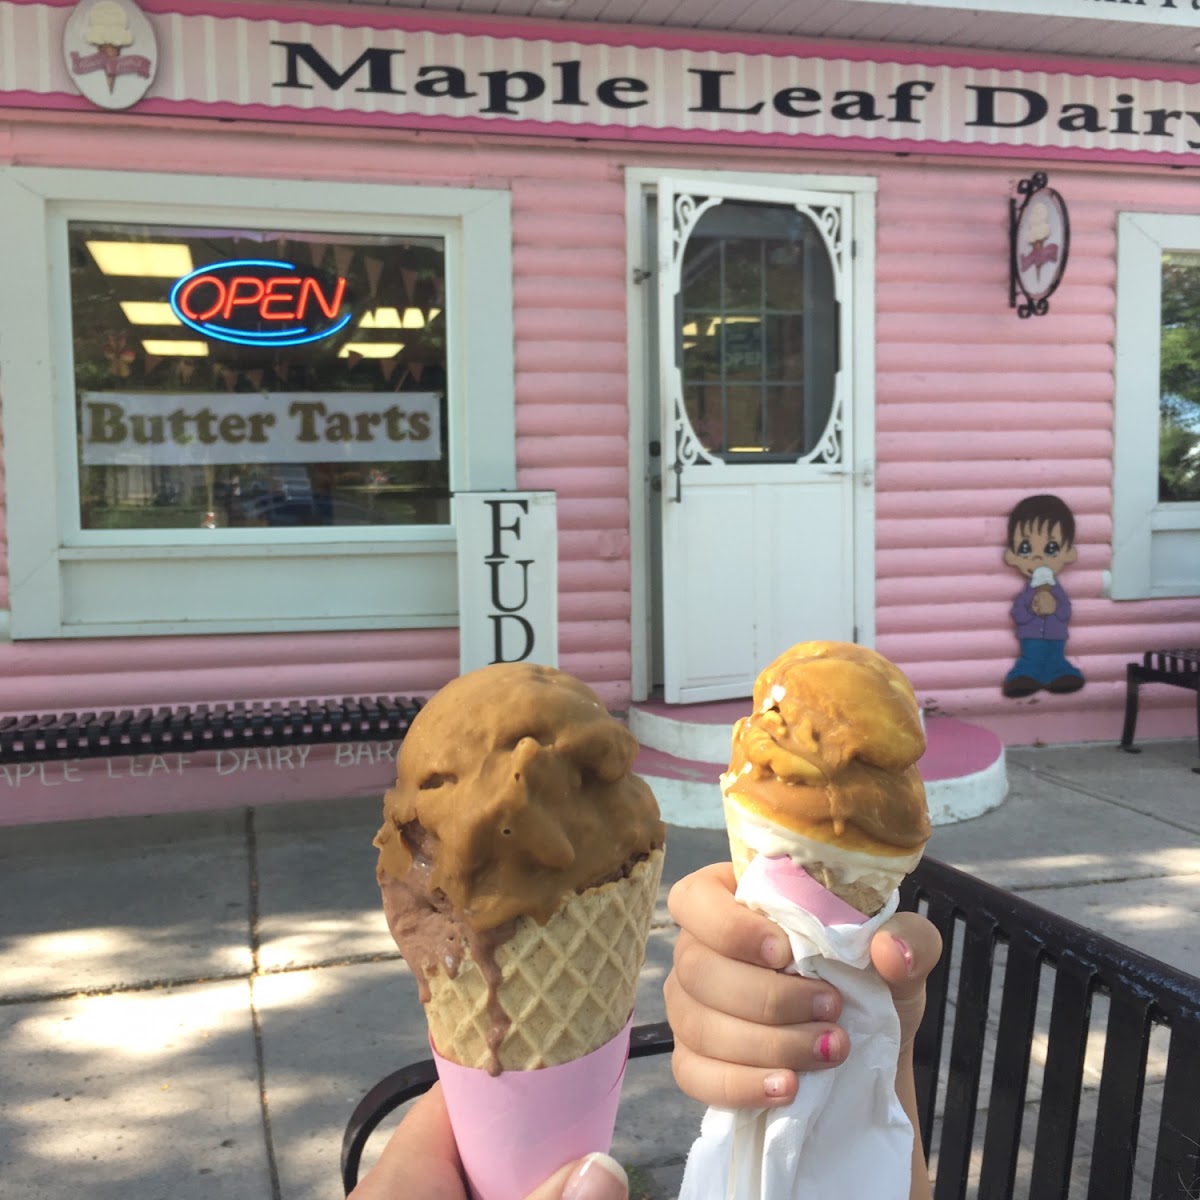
[425,848,664,1071]
[723,788,920,917]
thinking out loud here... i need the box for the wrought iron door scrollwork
[663,190,849,498]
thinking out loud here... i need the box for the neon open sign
[169,258,353,347]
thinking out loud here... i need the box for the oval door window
[680,200,838,462]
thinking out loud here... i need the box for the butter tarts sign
[6,1,1200,162]
[81,392,440,466]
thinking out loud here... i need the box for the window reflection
[1160,251,1200,503]
[679,201,838,462]
[69,222,449,530]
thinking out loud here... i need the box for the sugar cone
[424,849,664,1071]
[723,786,920,917]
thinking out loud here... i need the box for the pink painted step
[921,716,1004,781]
[633,714,1003,781]
[633,745,723,783]
[632,696,749,726]
[632,712,1007,829]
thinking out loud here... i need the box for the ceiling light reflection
[121,301,181,326]
[87,242,195,277]
[338,342,405,358]
[142,339,209,356]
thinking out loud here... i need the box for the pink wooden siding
[512,165,633,690]
[0,119,636,720]
[872,162,1200,744]
[2,112,1200,763]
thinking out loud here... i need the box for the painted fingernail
[891,935,915,977]
[816,1030,843,1064]
[764,1071,792,1098]
[812,991,837,1021]
[761,934,789,968]
[563,1152,628,1200]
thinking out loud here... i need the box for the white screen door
[654,177,867,702]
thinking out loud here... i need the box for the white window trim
[1112,211,1200,600]
[0,168,515,638]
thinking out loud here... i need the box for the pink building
[2,0,1199,826]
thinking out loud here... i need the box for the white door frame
[624,167,879,703]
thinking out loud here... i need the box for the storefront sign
[169,259,352,347]
[456,492,558,672]
[61,0,156,111]
[1010,173,1071,317]
[848,0,1200,19]
[79,390,440,465]
[8,1,1200,164]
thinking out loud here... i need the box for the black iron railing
[339,856,1200,1200]
[0,696,423,765]
[1120,649,1200,769]
[904,856,1200,1200]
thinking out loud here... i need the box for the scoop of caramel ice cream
[375,662,664,931]
[374,663,666,1072]
[724,641,930,876]
[722,641,930,913]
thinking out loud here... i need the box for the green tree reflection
[1160,253,1200,502]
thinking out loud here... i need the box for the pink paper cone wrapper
[759,856,870,926]
[433,1013,633,1200]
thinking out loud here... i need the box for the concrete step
[632,706,1007,829]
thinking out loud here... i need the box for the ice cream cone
[98,43,118,91]
[395,848,664,1071]
[374,661,666,1062]
[719,642,931,917]
[373,662,666,1200]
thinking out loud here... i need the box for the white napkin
[677,855,913,1200]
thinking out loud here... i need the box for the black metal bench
[1119,649,1200,771]
[0,696,423,765]
[341,856,1200,1200]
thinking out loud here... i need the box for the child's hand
[663,862,942,1110]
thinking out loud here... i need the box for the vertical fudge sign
[80,392,441,465]
[456,492,558,672]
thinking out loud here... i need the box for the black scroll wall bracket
[1009,172,1070,318]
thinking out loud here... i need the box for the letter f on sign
[486,498,529,559]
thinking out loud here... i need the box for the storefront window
[0,168,514,639]
[69,222,449,530]
[1160,251,1200,504]
[1113,212,1200,600]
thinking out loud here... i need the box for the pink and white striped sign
[5,0,1200,163]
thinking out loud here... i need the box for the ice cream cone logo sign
[62,0,157,111]
[1009,172,1070,318]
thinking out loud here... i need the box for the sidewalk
[1,739,1197,1199]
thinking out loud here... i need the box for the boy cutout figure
[1002,494,1085,698]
